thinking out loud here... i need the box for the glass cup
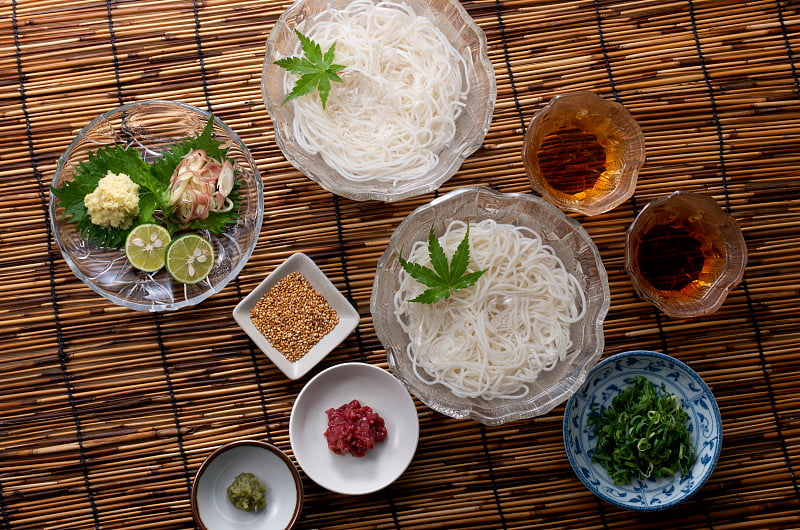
[625,191,747,318]
[523,91,645,216]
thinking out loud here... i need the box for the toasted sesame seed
[250,272,339,362]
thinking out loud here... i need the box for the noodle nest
[286,0,468,185]
[394,219,587,401]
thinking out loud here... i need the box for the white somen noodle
[285,0,468,185]
[393,219,587,401]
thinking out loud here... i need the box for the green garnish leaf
[51,144,153,248]
[587,376,696,485]
[51,116,242,248]
[274,29,345,109]
[150,117,241,233]
[399,225,487,304]
[149,117,228,186]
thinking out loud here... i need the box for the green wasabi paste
[226,472,266,512]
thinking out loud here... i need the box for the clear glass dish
[261,0,496,202]
[523,91,645,216]
[370,186,611,425]
[50,100,264,311]
[625,190,747,318]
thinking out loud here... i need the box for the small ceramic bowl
[191,440,303,529]
[625,191,747,318]
[289,362,419,495]
[523,91,645,216]
[233,253,360,380]
[563,350,722,511]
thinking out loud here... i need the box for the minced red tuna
[324,399,388,457]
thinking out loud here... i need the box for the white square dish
[233,253,360,380]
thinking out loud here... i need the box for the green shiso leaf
[51,144,153,249]
[51,116,242,248]
[587,376,696,485]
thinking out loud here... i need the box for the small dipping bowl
[625,191,747,318]
[523,91,645,216]
[233,253,360,380]
[191,440,303,530]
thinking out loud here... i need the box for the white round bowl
[191,440,303,529]
[289,362,419,494]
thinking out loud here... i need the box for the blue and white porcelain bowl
[563,350,722,510]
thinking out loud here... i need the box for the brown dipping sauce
[636,224,705,291]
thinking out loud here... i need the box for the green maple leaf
[274,29,345,109]
[398,225,487,304]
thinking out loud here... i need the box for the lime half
[165,234,215,284]
[125,224,171,272]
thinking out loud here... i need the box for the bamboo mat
[1,0,800,528]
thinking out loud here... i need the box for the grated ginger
[84,171,140,229]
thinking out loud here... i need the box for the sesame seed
[250,272,340,362]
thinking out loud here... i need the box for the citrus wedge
[125,223,171,272]
[165,234,215,284]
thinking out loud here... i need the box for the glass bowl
[261,0,496,202]
[523,91,645,216]
[625,190,747,318]
[370,186,611,425]
[50,100,264,311]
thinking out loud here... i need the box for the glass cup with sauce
[625,190,747,318]
[523,91,645,216]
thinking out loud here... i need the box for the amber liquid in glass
[636,224,705,291]
[536,127,607,195]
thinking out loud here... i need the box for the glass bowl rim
[49,99,264,311]
[371,185,611,424]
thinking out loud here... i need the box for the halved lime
[165,234,215,284]
[125,223,171,272]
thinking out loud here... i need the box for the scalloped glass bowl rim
[49,99,263,311]
[370,186,610,425]
[260,0,497,202]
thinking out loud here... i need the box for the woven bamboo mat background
[2,0,799,528]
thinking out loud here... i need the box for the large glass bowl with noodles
[371,187,610,425]
[50,100,263,311]
[262,0,496,202]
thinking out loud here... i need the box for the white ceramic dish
[289,362,419,495]
[191,440,303,530]
[563,350,722,510]
[233,253,360,380]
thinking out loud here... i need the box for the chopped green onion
[588,376,696,485]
